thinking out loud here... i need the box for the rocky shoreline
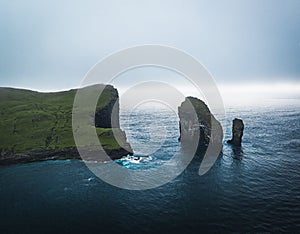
[0,146,133,166]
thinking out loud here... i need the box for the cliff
[0,85,132,165]
[95,85,120,128]
[178,97,222,153]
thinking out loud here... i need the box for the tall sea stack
[178,97,223,153]
[227,118,244,146]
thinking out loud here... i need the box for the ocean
[0,99,299,233]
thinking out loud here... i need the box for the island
[0,85,133,165]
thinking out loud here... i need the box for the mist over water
[0,99,299,233]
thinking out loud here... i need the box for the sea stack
[178,97,223,153]
[227,118,244,146]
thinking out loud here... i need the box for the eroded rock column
[178,97,223,152]
[227,118,244,146]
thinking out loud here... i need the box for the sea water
[0,99,299,233]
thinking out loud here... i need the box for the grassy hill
[0,85,132,164]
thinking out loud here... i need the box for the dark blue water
[1,99,300,233]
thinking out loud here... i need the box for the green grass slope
[0,86,131,160]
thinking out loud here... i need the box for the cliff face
[0,85,132,165]
[178,97,222,152]
[95,85,120,128]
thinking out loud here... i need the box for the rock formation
[95,85,120,128]
[0,85,132,165]
[227,118,244,146]
[178,97,223,153]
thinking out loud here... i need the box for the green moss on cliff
[0,85,128,157]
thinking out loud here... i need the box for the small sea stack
[227,118,244,146]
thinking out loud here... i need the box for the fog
[111,67,300,113]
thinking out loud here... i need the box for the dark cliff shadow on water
[180,143,223,174]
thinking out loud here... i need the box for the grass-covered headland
[0,85,132,165]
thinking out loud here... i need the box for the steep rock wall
[178,97,222,153]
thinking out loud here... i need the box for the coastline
[0,85,133,165]
[0,147,132,166]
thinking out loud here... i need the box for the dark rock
[227,118,244,146]
[95,85,120,128]
[178,97,223,153]
[0,145,133,166]
[0,148,80,166]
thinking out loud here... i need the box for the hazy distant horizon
[1,0,300,109]
[2,80,300,110]
[1,0,300,91]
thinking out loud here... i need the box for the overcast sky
[0,0,300,92]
